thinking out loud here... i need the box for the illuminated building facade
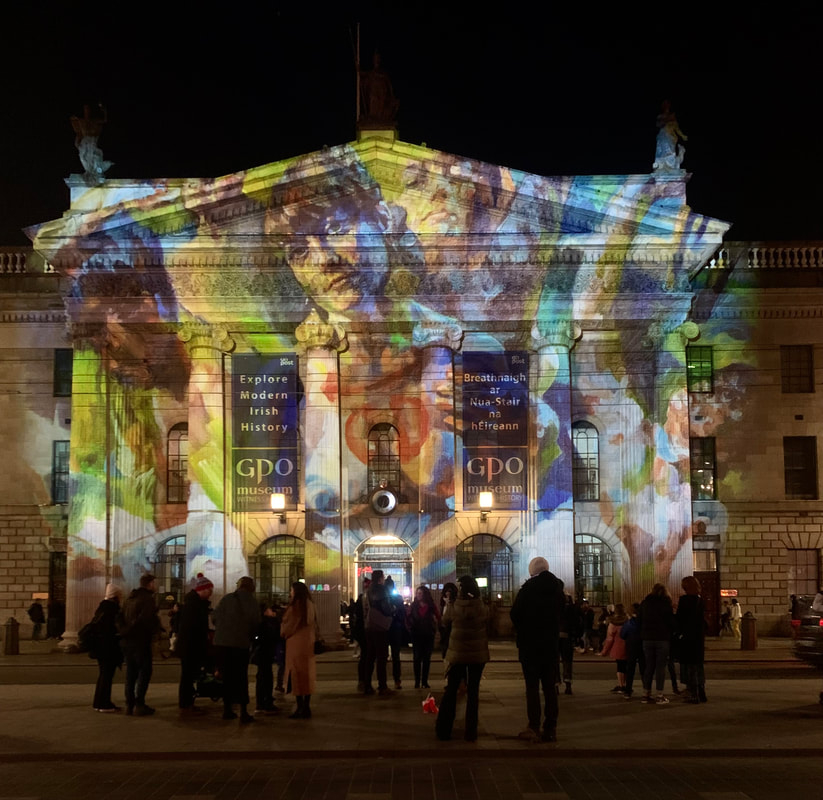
[1,132,820,642]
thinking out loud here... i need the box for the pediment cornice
[31,138,728,273]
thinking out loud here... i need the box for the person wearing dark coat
[558,595,582,695]
[119,573,162,716]
[438,582,457,658]
[638,583,675,704]
[213,576,261,723]
[509,557,566,742]
[385,576,406,689]
[620,602,645,699]
[351,578,371,692]
[253,603,282,714]
[27,601,46,640]
[407,585,440,689]
[676,575,707,703]
[176,574,214,713]
[435,575,490,743]
[363,570,395,696]
[92,583,124,712]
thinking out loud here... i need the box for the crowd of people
[80,562,710,743]
[85,573,316,721]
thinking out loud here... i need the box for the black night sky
[1,9,821,246]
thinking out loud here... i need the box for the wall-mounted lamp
[479,491,493,521]
[271,492,286,523]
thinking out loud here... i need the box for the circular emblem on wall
[370,487,398,516]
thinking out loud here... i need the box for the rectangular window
[53,349,73,397]
[787,548,820,597]
[784,436,818,499]
[167,424,189,504]
[690,437,716,500]
[52,440,70,504]
[781,345,814,393]
[686,346,713,393]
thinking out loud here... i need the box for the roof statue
[70,103,113,185]
[653,100,687,174]
[358,52,399,127]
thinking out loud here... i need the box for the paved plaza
[0,637,821,798]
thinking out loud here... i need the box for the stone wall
[720,505,823,635]
[0,506,66,638]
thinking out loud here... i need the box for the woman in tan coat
[280,582,317,719]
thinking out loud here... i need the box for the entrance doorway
[354,535,413,599]
[252,535,306,606]
[574,534,615,605]
[455,534,514,604]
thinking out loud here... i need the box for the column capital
[678,321,701,346]
[295,309,348,352]
[177,322,235,354]
[413,320,463,351]
[530,321,581,351]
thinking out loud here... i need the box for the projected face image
[264,159,424,319]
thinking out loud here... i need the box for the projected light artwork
[29,134,728,634]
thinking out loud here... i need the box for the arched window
[368,423,400,492]
[167,423,189,504]
[153,535,186,604]
[252,535,306,606]
[456,534,514,604]
[572,421,599,501]
[574,533,614,605]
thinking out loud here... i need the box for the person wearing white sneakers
[638,583,674,705]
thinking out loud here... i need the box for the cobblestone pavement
[1,756,821,799]
[1,638,820,797]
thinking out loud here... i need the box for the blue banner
[462,351,529,510]
[231,354,298,511]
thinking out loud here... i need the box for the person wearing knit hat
[510,555,566,743]
[177,573,214,714]
[91,583,125,713]
[105,583,122,601]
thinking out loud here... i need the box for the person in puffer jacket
[435,575,489,742]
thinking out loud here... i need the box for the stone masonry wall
[722,506,823,635]
[0,506,65,641]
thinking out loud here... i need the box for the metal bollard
[3,617,20,655]
[740,611,757,650]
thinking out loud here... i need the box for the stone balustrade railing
[5,244,823,274]
[707,243,823,269]
[0,249,53,274]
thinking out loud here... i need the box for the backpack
[77,618,100,655]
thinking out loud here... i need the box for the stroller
[194,635,223,701]
[195,668,224,702]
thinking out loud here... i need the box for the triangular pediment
[31,134,728,266]
[30,135,730,328]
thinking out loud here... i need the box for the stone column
[529,321,580,589]
[295,310,348,647]
[60,324,109,650]
[412,320,462,588]
[178,323,235,594]
[651,321,699,592]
